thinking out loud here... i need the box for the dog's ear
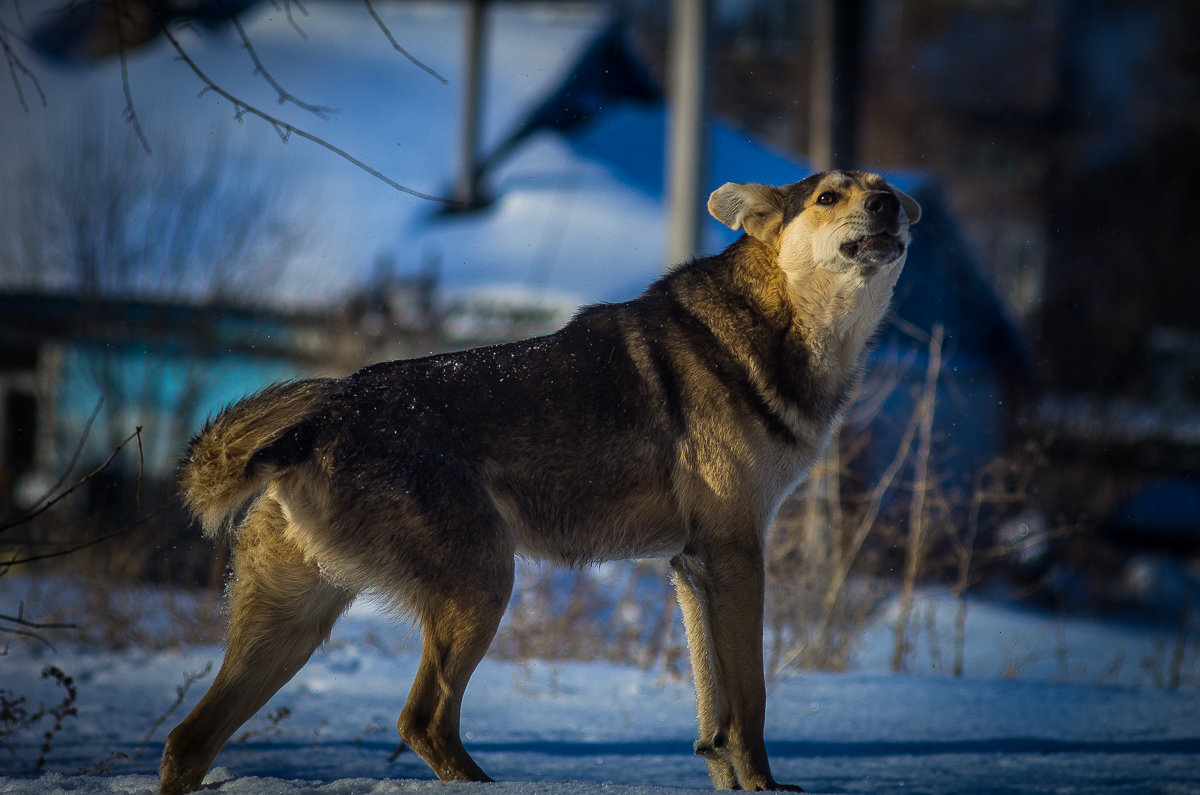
[891,185,922,225]
[708,182,785,245]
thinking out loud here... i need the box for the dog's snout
[864,191,899,218]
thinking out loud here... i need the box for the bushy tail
[179,378,338,537]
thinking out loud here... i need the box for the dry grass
[2,570,225,652]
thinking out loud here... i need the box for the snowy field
[2,581,1199,795]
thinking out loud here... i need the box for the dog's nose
[864,191,899,217]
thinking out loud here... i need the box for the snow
[1,1,627,308]
[2,583,1199,794]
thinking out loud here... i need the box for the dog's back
[179,236,839,573]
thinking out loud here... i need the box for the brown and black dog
[160,170,919,794]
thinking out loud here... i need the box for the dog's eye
[816,191,839,205]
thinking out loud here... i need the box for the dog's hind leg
[159,496,354,795]
[396,525,514,782]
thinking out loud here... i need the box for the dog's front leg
[671,545,802,792]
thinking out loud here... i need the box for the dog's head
[708,170,920,279]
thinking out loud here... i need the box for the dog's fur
[159,170,919,794]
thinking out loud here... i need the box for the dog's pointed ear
[708,182,786,245]
[892,186,921,225]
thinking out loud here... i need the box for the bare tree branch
[0,18,46,112]
[362,0,447,85]
[20,397,104,514]
[0,426,143,533]
[271,0,309,40]
[771,380,926,674]
[159,21,456,203]
[116,13,152,155]
[0,611,75,631]
[0,602,77,651]
[0,624,60,648]
[134,418,143,510]
[7,0,452,198]
[0,500,175,567]
[218,0,337,118]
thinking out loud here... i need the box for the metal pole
[810,0,863,172]
[665,0,710,268]
[456,0,487,207]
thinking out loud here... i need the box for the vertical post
[809,0,863,171]
[456,0,487,207]
[665,0,710,268]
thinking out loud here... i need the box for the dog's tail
[179,378,338,537]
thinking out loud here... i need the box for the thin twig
[362,0,448,85]
[20,397,104,517]
[0,602,77,651]
[0,427,144,533]
[135,660,212,760]
[160,22,455,203]
[0,18,47,112]
[35,665,77,770]
[114,5,152,155]
[951,465,987,677]
[0,603,76,632]
[0,623,60,648]
[890,315,931,344]
[891,323,943,672]
[1,500,177,568]
[774,325,949,675]
[219,0,336,118]
[134,421,144,511]
[773,388,924,674]
[273,0,309,40]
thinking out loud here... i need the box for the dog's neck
[680,236,902,374]
[783,258,904,374]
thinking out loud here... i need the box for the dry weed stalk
[891,323,944,672]
[949,443,1045,677]
[768,327,940,674]
[136,661,213,761]
[768,321,1042,676]
[2,417,225,651]
[2,419,143,648]
[0,664,77,771]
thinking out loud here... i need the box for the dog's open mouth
[840,233,904,264]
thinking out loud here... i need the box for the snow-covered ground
[2,582,1198,794]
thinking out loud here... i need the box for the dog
[159,170,919,794]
